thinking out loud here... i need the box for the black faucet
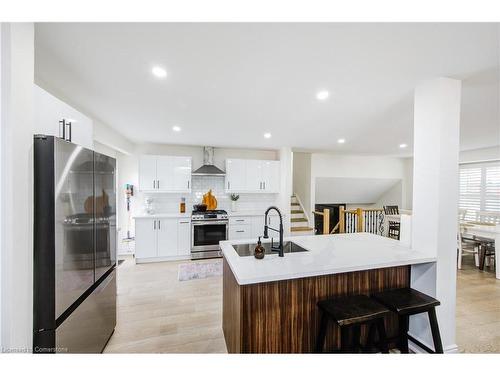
[263,206,284,257]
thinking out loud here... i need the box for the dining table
[461,221,500,280]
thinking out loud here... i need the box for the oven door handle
[192,221,228,226]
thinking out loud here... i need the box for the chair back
[383,205,399,215]
[475,211,500,225]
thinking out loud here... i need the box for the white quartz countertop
[220,232,436,285]
[133,213,191,219]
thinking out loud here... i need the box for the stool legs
[376,318,389,353]
[315,312,329,353]
[340,327,351,353]
[428,308,444,354]
[398,315,409,353]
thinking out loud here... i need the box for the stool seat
[371,288,440,315]
[318,295,390,326]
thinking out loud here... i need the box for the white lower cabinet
[228,215,280,241]
[135,218,191,262]
[177,220,191,256]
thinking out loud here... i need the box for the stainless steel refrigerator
[33,135,117,353]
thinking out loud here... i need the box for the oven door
[191,220,228,252]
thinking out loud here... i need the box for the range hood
[192,146,226,176]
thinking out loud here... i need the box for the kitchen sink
[233,241,308,257]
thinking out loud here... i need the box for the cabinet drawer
[229,224,252,240]
[229,216,252,225]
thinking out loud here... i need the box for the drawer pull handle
[236,230,245,233]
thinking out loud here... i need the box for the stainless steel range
[191,209,228,260]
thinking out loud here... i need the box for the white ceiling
[34,23,500,155]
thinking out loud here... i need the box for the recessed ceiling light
[264,133,272,139]
[152,66,167,78]
[337,138,346,144]
[316,90,330,101]
[172,125,181,132]
[399,143,408,148]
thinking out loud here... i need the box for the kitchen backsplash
[137,175,278,214]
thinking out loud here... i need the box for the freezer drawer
[55,268,116,353]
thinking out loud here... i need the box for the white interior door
[139,155,157,191]
[135,219,157,258]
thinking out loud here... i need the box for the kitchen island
[220,233,436,353]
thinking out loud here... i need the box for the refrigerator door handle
[154,220,156,230]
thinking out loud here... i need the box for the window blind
[459,161,500,219]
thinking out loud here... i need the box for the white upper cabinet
[34,84,93,149]
[225,159,247,192]
[225,159,280,193]
[139,155,158,191]
[139,155,192,193]
[261,160,281,193]
[172,156,192,192]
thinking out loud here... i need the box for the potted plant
[230,194,240,212]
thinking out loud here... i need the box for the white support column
[278,147,292,237]
[410,77,461,353]
[0,22,35,352]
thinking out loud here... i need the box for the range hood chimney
[192,147,226,176]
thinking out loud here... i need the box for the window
[459,161,500,220]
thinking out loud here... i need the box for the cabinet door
[177,220,191,256]
[252,216,266,239]
[229,224,253,240]
[173,156,192,192]
[156,156,175,191]
[225,159,247,192]
[245,160,263,192]
[262,160,280,193]
[139,155,157,191]
[34,84,94,149]
[135,219,157,259]
[157,219,178,257]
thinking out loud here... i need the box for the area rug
[178,260,222,281]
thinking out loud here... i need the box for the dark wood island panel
[222,258,410,353]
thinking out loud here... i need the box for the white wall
[459,145,500,163]
[292,152,312,223]
[0,22,34,352]
[93,120,135,155]
[309,154,412,212]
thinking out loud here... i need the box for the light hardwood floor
[456,255,500,353]
[104,256,227,353]
[105,254,500,353]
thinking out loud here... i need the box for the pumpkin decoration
[202,189,218,210]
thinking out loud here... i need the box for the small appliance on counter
[191,208,228,260]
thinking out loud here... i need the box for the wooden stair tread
[291,203,300,206]
[291,218,307,222]
[291,210,303,214]
[291,226,315,232]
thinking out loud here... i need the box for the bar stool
[315,295,390,353]
[371,288,443,353]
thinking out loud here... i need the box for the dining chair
[383,206,400,240]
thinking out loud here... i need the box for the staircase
[290,195,315,236]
